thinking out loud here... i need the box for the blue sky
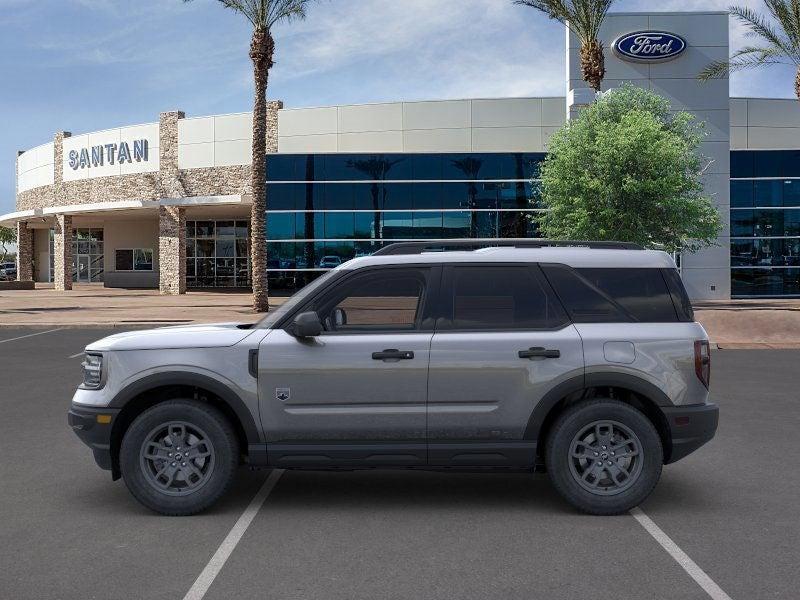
[1,0,797,215]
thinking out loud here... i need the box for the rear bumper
[662,402,719,464]
[68,404,120,472]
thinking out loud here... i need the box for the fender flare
[108,371,261,444]
[523,372,673,441]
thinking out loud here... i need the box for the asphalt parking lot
[1,328,798,600]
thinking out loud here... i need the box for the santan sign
[67,139,149,170]
[613,31,687,62]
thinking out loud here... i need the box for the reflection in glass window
[187,220,250,288]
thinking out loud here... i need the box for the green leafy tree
[536,84,722,253]
[699,2,800,100]
[0,226,15,263]
[515,0,615,92]
[184,0,314,311]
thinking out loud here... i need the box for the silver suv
[68,241,718,516]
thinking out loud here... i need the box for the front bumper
[662,402,719,464]
[68,404,121,472]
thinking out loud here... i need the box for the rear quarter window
[542,265,682,323]
[576,268,679,322]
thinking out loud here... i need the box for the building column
[53,214,73,291]
[16,221,33,282]
[159,205,185,295]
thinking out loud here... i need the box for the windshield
[257,270,340,329]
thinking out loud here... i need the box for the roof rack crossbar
[372,239,644,256]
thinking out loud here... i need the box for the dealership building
[4,10,800,300]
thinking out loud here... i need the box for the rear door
[427,264,584,467]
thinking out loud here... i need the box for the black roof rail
[372,239,644,256]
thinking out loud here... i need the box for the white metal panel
[214,113,252,142]
[541,98,566,126]
[701,141,731,174]
[472,126,543,152]
[471,98,542,128]
[746,126,800,149]
[278,134,338,153]
[730,126,748,149]
[649,78,729,111]
[691,109,729,142]
[648,13,729,47]
[402,128,471,152]
[337,130,403,152]
[338,102,403,133]
[651,46,728,79]
[747,98,800,128]
[403,100,471,130]
[213,139,250,166]
[681,267,731,300]
[178,142,214,169]
[542,126,560,149]
[278,107,338,137]
[178,117,214,144]
[729,99,748,127]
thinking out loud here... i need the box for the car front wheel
[120,400,238,516]
[546,399,663,515]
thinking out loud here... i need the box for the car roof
[339,246,677,270]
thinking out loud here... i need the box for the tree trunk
[250,29,274,312]
[580,39,605,92]
[796,67,800,102]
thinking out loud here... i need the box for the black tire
[545,399,663,515]
[120,400,239,516]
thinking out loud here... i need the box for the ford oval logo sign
[613,31,686,62]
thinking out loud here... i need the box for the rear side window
[440,266,568,330]
[662,268,695,322]
[577,268,678,322]
[541,265,629,323]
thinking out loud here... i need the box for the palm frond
[699,46,789,80]
[515,0,615,43]
[205,0,311,30]
[730,5,800,64]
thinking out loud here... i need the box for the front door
[427,264,584,467]
[258,265,438,468]
[77,255,90,282]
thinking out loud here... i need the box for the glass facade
[186,220,251,288]
[265,153,545,292]
[731,151,800,296]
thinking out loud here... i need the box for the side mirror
[290,311,323,338]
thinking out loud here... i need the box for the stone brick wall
[15,222,33,282]
[158,206,185,295]
[53,214,73,291]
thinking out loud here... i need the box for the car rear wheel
[120,400,238,516]
[546,399,663,515]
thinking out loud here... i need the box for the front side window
[440,266,568,331]
[311,268,428,333]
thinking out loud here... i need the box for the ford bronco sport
[68,240,718,516]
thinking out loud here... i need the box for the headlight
[81,353,104,389]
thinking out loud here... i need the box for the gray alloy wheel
[139,421,216,497]
[545,399,663,515]
[568,420,643,496]
[120,400,238,516]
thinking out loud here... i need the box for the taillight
[694,340,710,389]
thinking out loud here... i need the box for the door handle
[372,349,415,360]
[518,347,560,359]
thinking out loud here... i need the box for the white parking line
[68,352,84,359]
[183,469,285,600]
[0,329,63,344]
[630,507,733,600]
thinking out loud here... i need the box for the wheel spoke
[606,461,628,486]
[568,419,643,495]
[143,441,170,461]
[168,424,186,446]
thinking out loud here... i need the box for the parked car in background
[0,262,16,280]
[68,240,718,516]
[319,255,343,268]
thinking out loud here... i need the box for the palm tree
[515,0,615,92]
[185,0,312,311]
[699,2,800,101]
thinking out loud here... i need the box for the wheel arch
[108,372,260,479]
[526,373,674,464]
